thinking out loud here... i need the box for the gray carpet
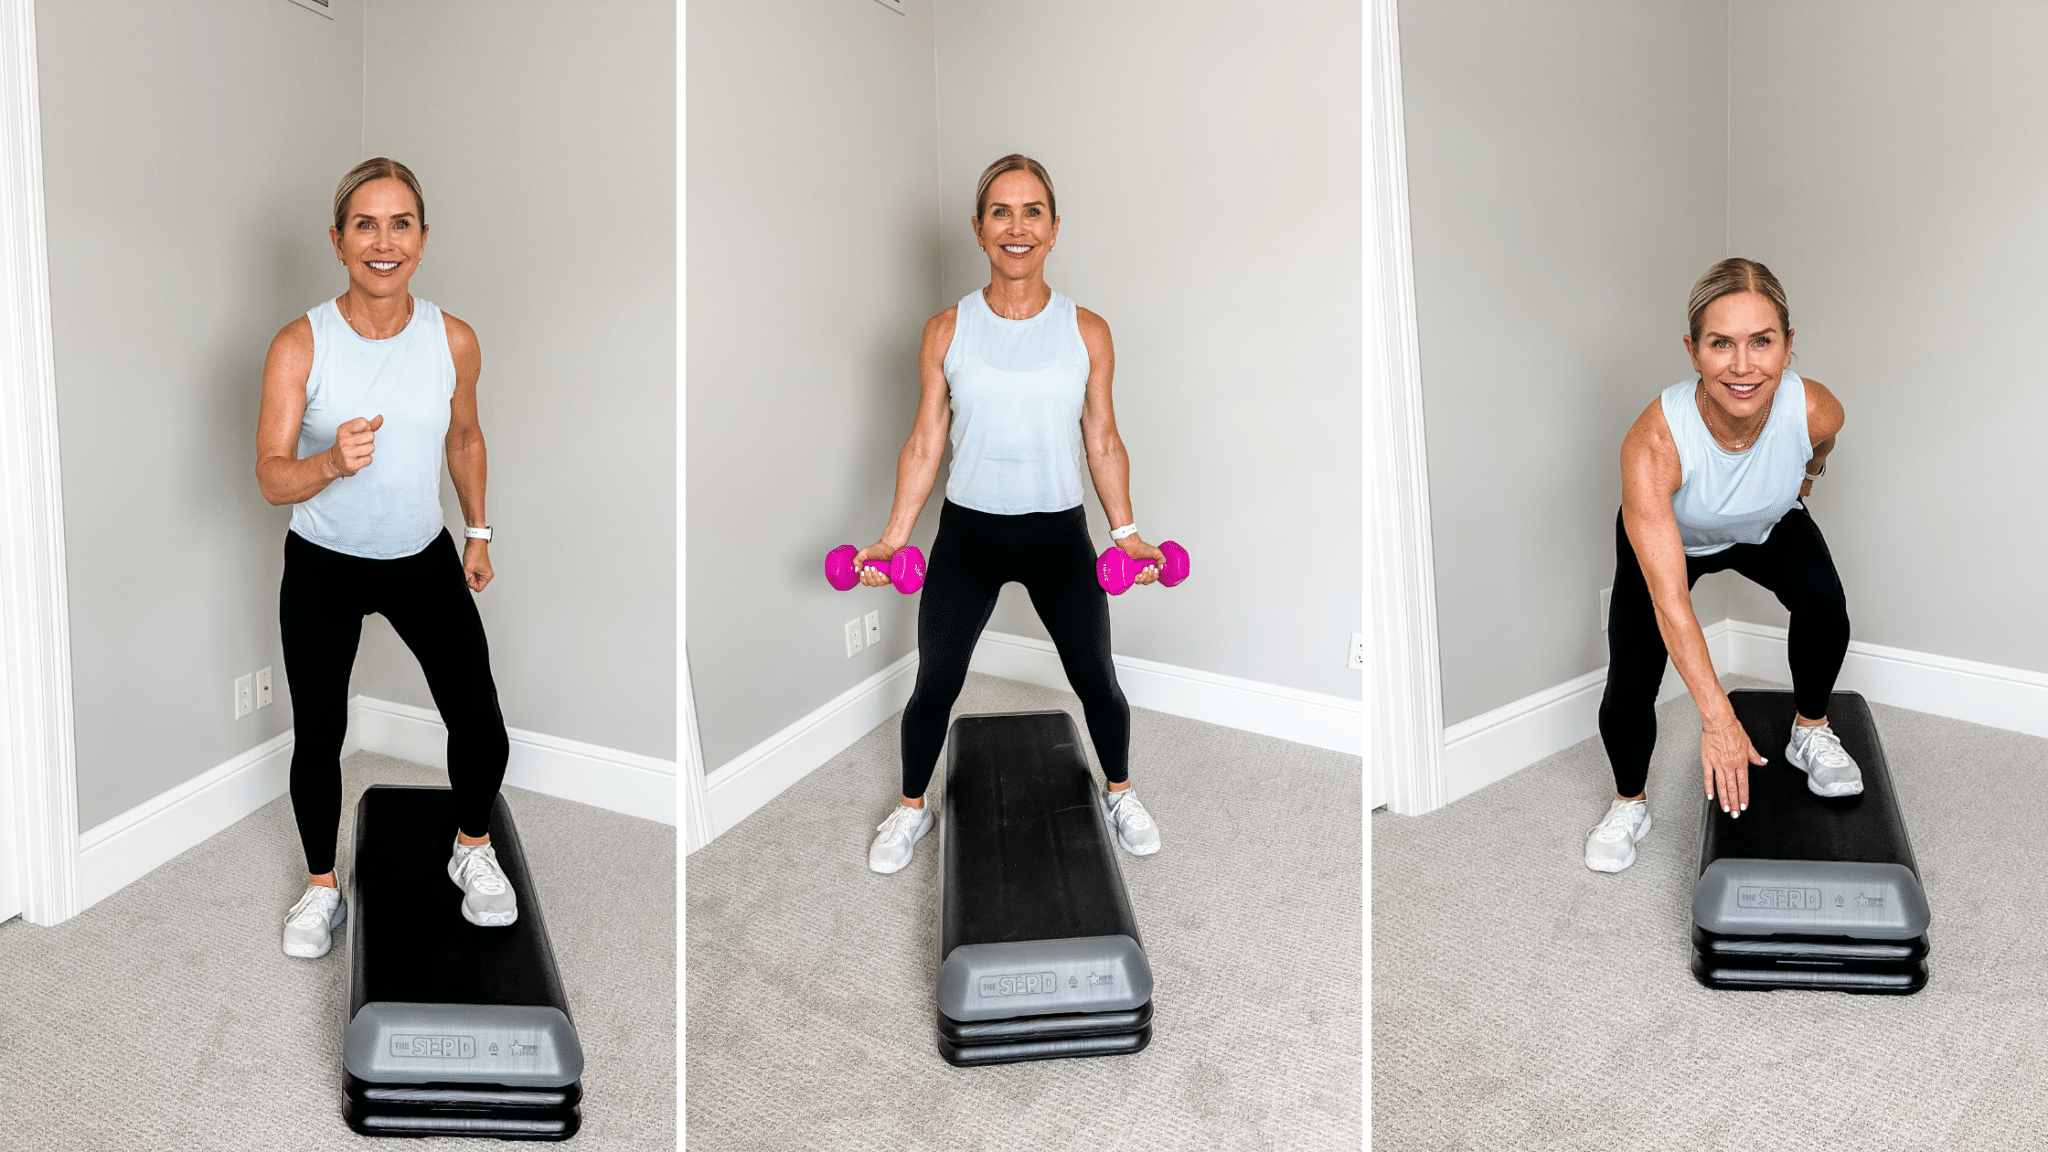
[0,751,676,1151]
[1373,673,2048,1152]
[685,672,1363,1151]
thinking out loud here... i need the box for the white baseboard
[1440,620,1729,805]
[1435,619,2048,809]
[77,730,295,911]
[967,631,1362,756]
[347,697,677,826]
[689,633,1359,855]
[1725,621,2048,739]
[74,702,674,911]
[699,651,920,848]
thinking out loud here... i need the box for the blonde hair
[332,157,426,232]
[974,154,1057,221]
[1687,257,1788,343]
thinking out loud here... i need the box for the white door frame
[1369,0,1445,816]
[0,0,81,925]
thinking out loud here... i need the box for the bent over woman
[858,154,1166,875]
[1586,258,1861,874]
[255,158,516,955]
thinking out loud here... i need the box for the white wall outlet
[256,666,273,709]
[1600,587,1612,632]
[234,673,254,719]
[844,618,864,658]
[1348,632,1366,670]
[865,611,880,647]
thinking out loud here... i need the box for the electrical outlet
[256,667,273,709]
[865,611,880,647]
[844,618,864,658]
[1600,587,1612,632]
[1348,632,1365,670]
[234,673,254,719]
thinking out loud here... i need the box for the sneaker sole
[1584,811,1651,873]
[1785,742,1864,797]
[461,904,518,927]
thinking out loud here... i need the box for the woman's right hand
[328,414,383,477]
[853,541,898,588]
[1701,718,1768,816]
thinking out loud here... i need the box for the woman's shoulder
[269,311,315,357]
[920,305,960,356]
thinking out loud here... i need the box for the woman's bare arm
[255,317,347,505]
[1619,398,1765,809]
[855,310,956,582]
[442,312,492,591]
[1801,376,1844,498]
[1077,308,1163,578]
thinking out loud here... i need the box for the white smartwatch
[1110,523,1139,541]
[464,525,493,542]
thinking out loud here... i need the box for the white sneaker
[282,884,347,959]
[1100,788,1160,856]
[1786,721,1863,797]
[447,838,519,926]
[1584,798,1652,873]
[869,803,933,874]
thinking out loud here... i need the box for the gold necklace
[339,291,413,339]
[1697,381,1773,450]
[982,284,1047,321]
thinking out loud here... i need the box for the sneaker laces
[1798,724,1852,768]
[1590,801,1643,842]
[1109,792,1153,831]
[874,805,924,844]
[453,844,508,894]
[288,886,337,929]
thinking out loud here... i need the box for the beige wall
[1723,0,2048,674]
[38,0,365,830]
[1403,0,2048,732]
[936,0,1363,699]
[688,0,1362,771]
[1398,0,1727,727]
[38,0,674,832]
[685,0,943,770]
[356,0,678,758]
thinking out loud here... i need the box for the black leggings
[280,529,509,875]
[899,500,1131,799]
[1597,504,1850,798]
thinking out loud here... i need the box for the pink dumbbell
[1097,540,1190,595]
[825,545,927,595]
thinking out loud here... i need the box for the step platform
[344,785,585,1138]
[936,711,1154,1066]
[1692,690,1931,994]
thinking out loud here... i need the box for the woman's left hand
[1116,536,1165,586]
[464,538,493,592]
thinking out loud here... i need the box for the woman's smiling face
[330,176,426,291]
[974,169,1058,280]
[1685,290,1793,418]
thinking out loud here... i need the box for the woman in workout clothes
[256,158,517,956]
[1585,257,1861,874]
[859,154,1165,875]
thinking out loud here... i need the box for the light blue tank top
[1660,370,1813,556]
[942,288,1090,515]
[289,297,456,559]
